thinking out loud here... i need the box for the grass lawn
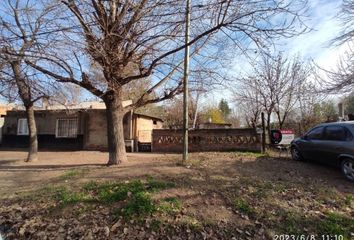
[0,151,353,239]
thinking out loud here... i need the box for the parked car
[291,121,354,182]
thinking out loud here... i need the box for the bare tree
[234,53,310,138]
[191,88,205,129]
[273,55,310,129]
[235,88,263,128]
[333,0,354,46]
[0,0,59,162]
[162,94,201,129]
[318,0,354,92]
[319,50,354,93]
[19,0,307,165]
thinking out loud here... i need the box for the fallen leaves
[1,152,353,239]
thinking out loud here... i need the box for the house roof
[44,100,133,110]
[1,100,133,111]
[3,101,164,122]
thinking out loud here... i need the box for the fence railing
[152,128,261,152]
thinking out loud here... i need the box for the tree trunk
[275,110,288,130]
[11,61,38,162]
[275,111,280,128]
[104,90,128,165]
[267,112,272,143]
[25,104,38,162]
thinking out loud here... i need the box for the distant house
[0,101,163,152]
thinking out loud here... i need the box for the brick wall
[152,128,261,152]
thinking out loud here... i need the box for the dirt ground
[0,149,352,196]
[0,150,185,196]
[0,149,353,239]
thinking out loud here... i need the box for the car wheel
[341,158,354,182]
[291,147,303,161]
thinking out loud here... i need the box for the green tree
[202,107,225,124]
[218,99,231,121]
[317,101,338,122]
[300,100,338,133]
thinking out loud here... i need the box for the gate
[137,130,152,152]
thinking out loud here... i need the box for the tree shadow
[222,155,353,194]
[0,159,21,165]
[0,147,27,152]
[0,163,107,172]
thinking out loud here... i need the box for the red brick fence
[152,128,261,152]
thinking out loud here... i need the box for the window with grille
[56,118,78,138]
[17,118,29,135]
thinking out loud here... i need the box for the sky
[283,0,344,69]
[205,0,347,106]
[0,0,348,107]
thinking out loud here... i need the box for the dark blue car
[291,121,354,182]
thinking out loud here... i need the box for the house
[0,101,163,152]
[0,104,16,144]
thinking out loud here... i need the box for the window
[324,126,352,141]
[153,120,157,125]
[306,127,324,140]
[17,118,29,135]
[56,118,78,138]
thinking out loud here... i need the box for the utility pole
[182,0,191,163]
